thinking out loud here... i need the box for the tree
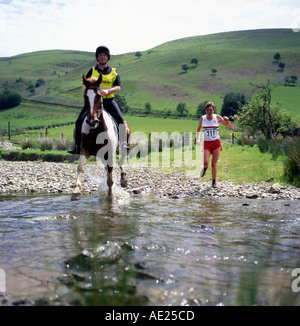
[115,93,129,114]
[0,90,22,109]
[277,62,285,71]
[176,102,189,117]
[221,92,247,119]
[35,78,46,87]
[190,58,198,66]
[196,101,209,118]
[181,64,189,73]
[273,52,281,62]
[290,75,298,86]
[235,81,296,139]
[135,51,142,59]
[26,83,35,94]
[211,68,217,76]
[145,102,151,115]
[285,75,298,86]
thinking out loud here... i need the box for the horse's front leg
[106,166,114,196]
[71,154,88,201]
[120,166,128,188]
[118,141,128,188]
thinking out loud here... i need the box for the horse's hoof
[120,179,128,188]
[120,173,128,188]
[71,193,82,201]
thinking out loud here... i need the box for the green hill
[0,28,299,133]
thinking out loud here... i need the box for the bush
[0,90,22,109]
[282,139,300,186]
[267,139,285,159]
[38,137,53,151]
[55,138,73,151]
[19,138,33,149]
[35,78,46,88]
[237,135,254,147]
[0,150,78,163]
[221,92,247,119]
[256,137,300,186]
[256,136,270,153]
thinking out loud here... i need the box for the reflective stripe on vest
[91,67,118,99]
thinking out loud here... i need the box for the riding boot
[67,127,81,154]
[67,109,85,154]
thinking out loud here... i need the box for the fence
[282,128,300,138]
[1,122,69,140]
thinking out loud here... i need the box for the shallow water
[0,189,299,306]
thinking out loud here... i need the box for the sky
[0,0,299,57]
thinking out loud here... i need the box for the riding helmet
[95,46,110,60]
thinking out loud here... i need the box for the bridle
[84,87,104,127]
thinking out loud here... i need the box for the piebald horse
[71,73,130,200]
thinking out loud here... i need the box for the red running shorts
[204,139,222,154]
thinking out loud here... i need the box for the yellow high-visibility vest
[91,67,118,99]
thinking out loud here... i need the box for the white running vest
[202,114,220,141]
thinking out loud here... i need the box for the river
[0,188,299,306]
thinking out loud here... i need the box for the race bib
[204,128,219,141]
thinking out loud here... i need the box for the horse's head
[82,73,103,128]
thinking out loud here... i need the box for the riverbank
[0,161,299,200]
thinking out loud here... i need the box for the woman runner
[196,102,231,188]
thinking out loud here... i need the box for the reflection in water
[0,192,299,306]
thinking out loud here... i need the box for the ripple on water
[0,194,299,306]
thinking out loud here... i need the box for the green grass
[216,144,284,183]
[0,101,79,132]
[271,85,300,122]
[4,115,236,143]
[1,29,299,122]
[145,142,285,184]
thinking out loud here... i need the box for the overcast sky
[0,0,299,57]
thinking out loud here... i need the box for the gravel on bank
[0,161,299,200]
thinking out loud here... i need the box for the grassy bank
[216,143,285,184]
[0,148,78,163]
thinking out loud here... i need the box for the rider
[68,45,127,154]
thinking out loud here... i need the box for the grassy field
[0,101,79,132]
[1,29,299,125]
[4,115,237,145]
[271,85,300,122]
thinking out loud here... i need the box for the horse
[71,73,131,200]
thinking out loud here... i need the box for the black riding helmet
[95,45,110,61]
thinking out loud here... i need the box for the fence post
[45,128,48,138]
[232,133,234,145]
[8,122,11,140]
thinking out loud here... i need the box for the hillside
[0,28,300,130]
